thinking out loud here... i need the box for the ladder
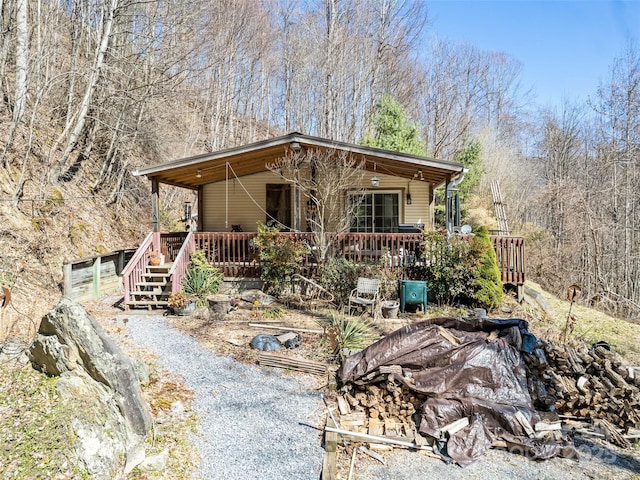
[490,180,510,236]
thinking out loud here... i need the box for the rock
[131,356,149,385]
[241,289,275,306]
[57,371,130,478]
[28,297,152,477]
[138,449,169,472]
[250,334,280,351]
[0,338,29,363]
[124,443,146,474]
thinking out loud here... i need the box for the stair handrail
[168,231,195,294]
[122,232,157,306]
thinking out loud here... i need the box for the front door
[266,184,292,230]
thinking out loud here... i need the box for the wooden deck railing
[122,232,157,306]
[491,235,525,284]
[190,232,525,285]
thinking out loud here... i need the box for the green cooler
[399,280,427,313]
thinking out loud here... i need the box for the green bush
[470,226,503,309]
[253,223,308,295]
[421,230,474,305]
[182,250,224,305]
[417,227,503,308]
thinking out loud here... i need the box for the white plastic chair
[348,278,380,316]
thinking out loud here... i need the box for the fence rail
[63,248,137,302]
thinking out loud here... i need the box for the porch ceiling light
[196,169,202,178]
[290,141,302,152]
[370,176,380,188]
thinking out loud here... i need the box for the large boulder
[29,297,152,477]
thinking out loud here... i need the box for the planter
[173,300,196,316]
[207,294,231,321]
[381,300,400,319]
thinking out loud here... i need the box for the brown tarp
[337,317,577,466]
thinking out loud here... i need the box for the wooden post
[197,186,204,232]
[322,414,337,480]
[293,184,300,232]
[92,256,101,300]
[63,262,73,298]
[151,177,160,232]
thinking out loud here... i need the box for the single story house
[122,132,524,309]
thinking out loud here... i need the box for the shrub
[325,314,378,358]
[421,230,474,305]
[469,226,503,309]
[318,257,359,305]
[182,250,224,305]
[253,223,307,295]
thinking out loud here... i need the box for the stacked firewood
[336,373,429,447]
[525,340,640,431]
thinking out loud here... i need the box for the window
[266,184,291,229]
[350,192,399,233]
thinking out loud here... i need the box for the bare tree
[267,147,365,263]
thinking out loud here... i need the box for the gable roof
[133,132,464,190]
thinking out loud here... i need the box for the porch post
[293,184,300,232]
[151,177,160,232]
[197,186,204,232]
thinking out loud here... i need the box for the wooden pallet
[257,351,328,375]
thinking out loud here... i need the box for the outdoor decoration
[250,334,280,352]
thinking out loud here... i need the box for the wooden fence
[63,249,136,302]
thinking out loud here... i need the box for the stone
[0,338,30,363]
[29,297,152,437]
[241,289,275,306]
[130,356,149,385]
[28,297,153,477]
[138,449,169,472]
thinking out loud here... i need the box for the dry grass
[522,281,640,364]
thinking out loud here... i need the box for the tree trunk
[53,0,119,182]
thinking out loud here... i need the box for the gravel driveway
[119,313,640,480]
[121,314,324,480]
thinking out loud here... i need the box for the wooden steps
[127,263,173,310]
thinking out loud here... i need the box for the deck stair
[127,263,173,309]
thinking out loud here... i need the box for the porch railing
[191,232,525,285]
[122,232,157,306]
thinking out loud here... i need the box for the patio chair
[348,277,381,316]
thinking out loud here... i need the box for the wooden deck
[188,231,525,284]
[122,230,525,309]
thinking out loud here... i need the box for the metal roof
[133,132,464,190]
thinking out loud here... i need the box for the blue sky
[425,0,640,108]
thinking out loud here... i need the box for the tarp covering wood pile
[338,317,577,466]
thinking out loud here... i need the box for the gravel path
[121,314,324,480]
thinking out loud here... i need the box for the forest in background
[0,0,639,324]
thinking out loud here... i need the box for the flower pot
[149,256,161,266]
[381,300,400,319]
[173,300,196,316]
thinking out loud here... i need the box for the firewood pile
[333,339,640,453]
[524,340,640,433]
[335,371,431,450]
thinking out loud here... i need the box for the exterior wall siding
[202,170,433,232]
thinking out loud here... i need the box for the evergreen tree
[361,93,426,155]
